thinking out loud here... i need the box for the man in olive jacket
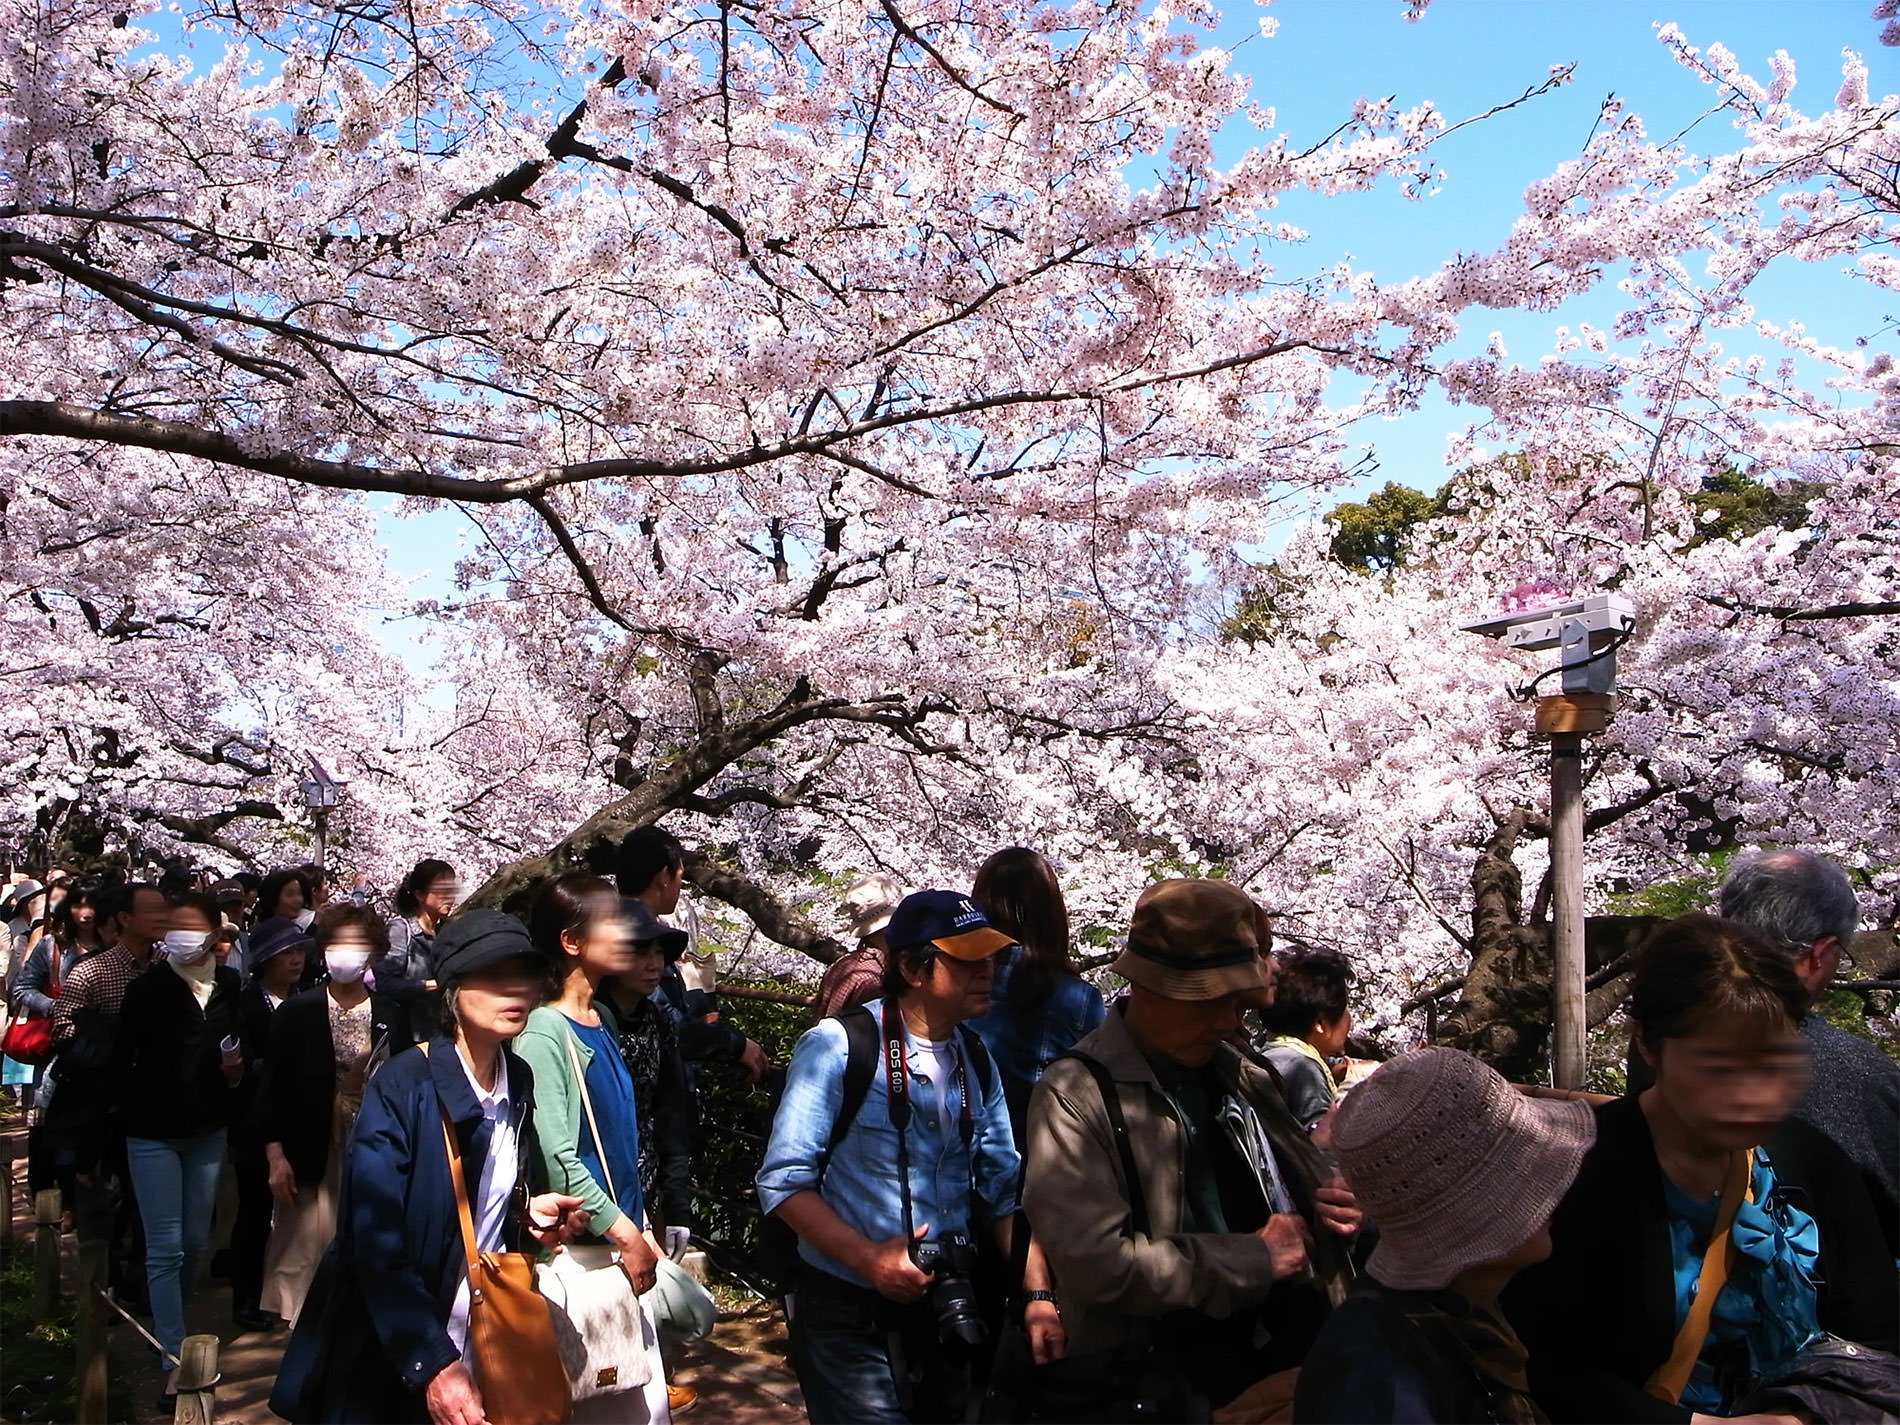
[1023,879,1361,1413]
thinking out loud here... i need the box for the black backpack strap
[1060,1050,1150,1238]
[822,1004,881,1167]
[955,1022,998,1103]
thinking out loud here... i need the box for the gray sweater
[1799,1014,1900,1255]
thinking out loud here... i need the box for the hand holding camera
[862,1225,934,1304]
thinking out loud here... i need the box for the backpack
[754,1004,996,1294]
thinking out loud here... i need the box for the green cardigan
[512,1002,631,1238]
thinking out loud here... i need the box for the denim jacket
[757,997,1021,1288]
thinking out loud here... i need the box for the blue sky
[367,0,1895,679]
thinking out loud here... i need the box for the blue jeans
[124,1130,226,1360]
[788,1273,969,1425]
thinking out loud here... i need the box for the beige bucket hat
[1330,1048,1596,1290]
[838,871,906,940]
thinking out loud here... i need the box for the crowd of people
[1,839,1894,1425]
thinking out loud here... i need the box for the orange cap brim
[932,926,1016,961]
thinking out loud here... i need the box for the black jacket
[1295,1279,1537,1425]
[113,960,243,1142]
[259,985,416,1184]
[1502,1095,1899,1423]
[230,979,286,1149]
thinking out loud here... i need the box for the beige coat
[1023,1006,1348,1357]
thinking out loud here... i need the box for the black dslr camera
[910,1232,984,1346]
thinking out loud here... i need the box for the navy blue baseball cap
[885,890,1015,962]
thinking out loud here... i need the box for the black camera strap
[880,998,975,1246]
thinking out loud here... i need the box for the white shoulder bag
[534,1026,656,1402]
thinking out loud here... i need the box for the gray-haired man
[1719,848,1898,1253]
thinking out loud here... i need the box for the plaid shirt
[51,945,146,1051]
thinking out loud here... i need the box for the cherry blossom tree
[4,0,1895,1063]
[1,446,414,870]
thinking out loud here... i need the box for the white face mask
[162,929,213,964]
[324,949,373,984]
[294,908,317,930]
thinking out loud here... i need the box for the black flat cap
[433,908,544,980]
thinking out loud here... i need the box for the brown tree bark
[1438,808,1555,1080]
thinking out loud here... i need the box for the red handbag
[2,1011,55,1065]
[3,952,60,1066]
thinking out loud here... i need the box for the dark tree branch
[681,849,847,965]
[1698,594,1900,622]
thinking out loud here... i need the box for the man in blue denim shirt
[758,890,1057,1423]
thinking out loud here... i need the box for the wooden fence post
[33,1188,61,1318]
[75,1240,109,1425]
[1,1140,16,1244]
[172,1333,220,1425]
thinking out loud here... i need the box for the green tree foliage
[1688,468,1825,545]
[1219,563,1304,644]
[1325,481,1448,572]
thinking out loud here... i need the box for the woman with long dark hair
[515,871,674,1421]
[15,881,103,1207]
[386,859,458,983]
[966,847,1106,1137]
[1504,914,1897,1422]
[257,868,315,930]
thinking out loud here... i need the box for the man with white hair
[1718,848,1898,1254]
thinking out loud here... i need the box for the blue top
[569,1017,645,1233]
[966,951,1106,1122]
[1663,1148,1822,1411]
[757,998,1021,1289]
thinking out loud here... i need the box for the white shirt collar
[456,1044,510,1115]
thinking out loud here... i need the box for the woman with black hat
[273,908,587,1425]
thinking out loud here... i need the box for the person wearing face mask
[113,890,245,1409]
[229,917,314,1332]
[257,903,415,1327]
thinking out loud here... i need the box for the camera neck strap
[880,998,974,1245]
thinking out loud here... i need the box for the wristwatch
[1024,1290,1059,1308]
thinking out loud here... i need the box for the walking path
[4,1123,803,1424]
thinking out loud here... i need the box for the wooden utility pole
[1535,684,1615,1089]
[1548,731,1587,1090]
[1466,594,1635,1093]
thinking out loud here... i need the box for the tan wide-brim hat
[839,871,906,940]
[1110,879,1269,1001]
[1331,1048,1597,1291]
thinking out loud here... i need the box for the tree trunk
[1439,808,1556,1080]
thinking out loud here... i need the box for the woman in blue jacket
[964,847,1106,1142]
[272,910,587,1425]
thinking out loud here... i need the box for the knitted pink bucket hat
[1330,1048,1596,1291]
